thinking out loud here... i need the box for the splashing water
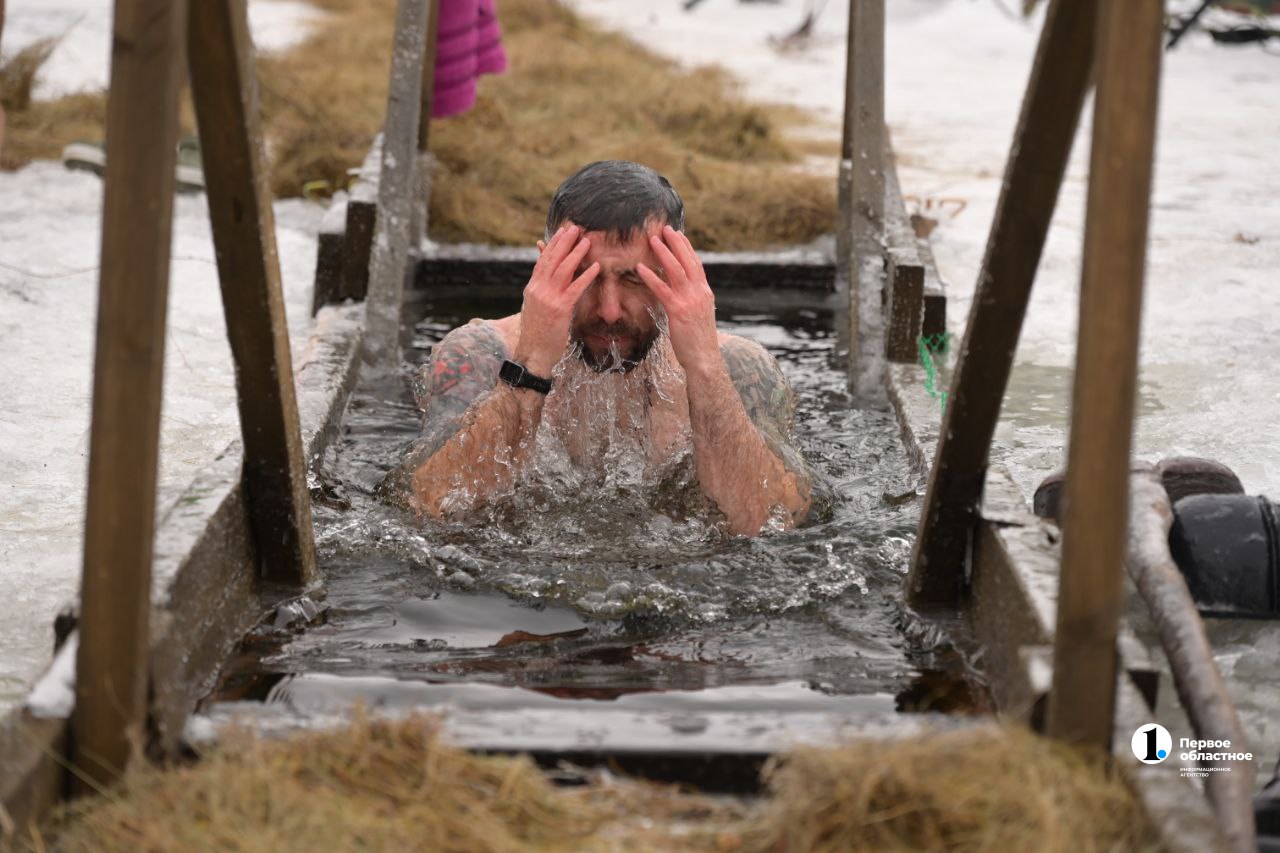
[207,289,982,716]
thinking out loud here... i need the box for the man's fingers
[555,236,592,287]
[648,235,686,288]
[567,261,601,298]
[668,226,706,279]
[532,227,565,274]
[636,262,672,303]
[544,223,582,271]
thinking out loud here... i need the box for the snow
[563,0,1280,500]
[23,635,76,719]
[0,5,325,714]
[1,0,324,101]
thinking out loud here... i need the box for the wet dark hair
[545,160,685,242]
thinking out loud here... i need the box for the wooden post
[412,0,443,248]
[906,0,1098,604]
[364,0,429,368]
[882,147,924,364]
[188,0,317,585]
[417,0,442,152]
[1047,0,1164,750]
[72,0,188,792]
[835,0,857,289]
[845,0,885,397]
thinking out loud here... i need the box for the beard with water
[440,308,719,546]
[569,306,661,373]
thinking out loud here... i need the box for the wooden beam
[882,147,924,363]
[72,0,188,793]
[364,0,429,367]
[906,0,1098,604]
[845,0,885,397]
[835,0,858,286]
[188,0,316,586]
[417,0,442,152]
[1047,0,1164,750]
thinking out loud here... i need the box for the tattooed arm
[379,321,543,519]
[684,335,813,535]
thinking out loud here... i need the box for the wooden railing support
[188,0,317,586]
[906,0,1098,604]
[72,0,188,793]
[843,0,885,397]
[364,0,429,367]
[1047,0,1164,751]
[417,0,442,152]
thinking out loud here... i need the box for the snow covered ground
[2,0,321,100]
[0,1,325,713]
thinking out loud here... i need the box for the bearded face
[562,223,670,372]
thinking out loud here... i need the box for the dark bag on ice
[1168,493,1280,618]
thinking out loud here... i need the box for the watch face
[501,360,551,393]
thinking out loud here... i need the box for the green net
[918,332,951,417]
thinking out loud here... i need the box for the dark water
[205,288,985,728]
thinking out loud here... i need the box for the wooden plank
[417,0,442,152]
[364,0,429,367]
[188,0,316,586]
[882,147,924,363]
[71,0,187,793]
[414,246,836,292]
[906,0,1098,604]
[835,0,858,286]
[1047,0,1163,751]
[339,142,383,302]
[845,0,886,397]
[312,193,349,315]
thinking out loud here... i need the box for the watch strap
[499,359,553,394]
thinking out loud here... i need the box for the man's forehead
[579,225,662,266]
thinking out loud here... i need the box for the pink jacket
[432,0,508,118]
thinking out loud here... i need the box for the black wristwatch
[498,359,553,394]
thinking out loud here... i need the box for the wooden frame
[907,0,1099,605]
[188,0,316,586]
[72,0,189,794]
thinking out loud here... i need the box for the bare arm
[634,225,811,536]
[400,225,600,519]
[685,337,813,535]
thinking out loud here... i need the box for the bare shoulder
[380,320,508,506]
[413,319,509,411]
[717,332,796,434]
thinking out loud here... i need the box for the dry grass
[0,0,835,249]
[30,716,1158,853]
[743,726,1161,852]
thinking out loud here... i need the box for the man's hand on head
[513,224,600,376]
[636,226,721,379]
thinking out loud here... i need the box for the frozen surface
[0,0,326,714]
[0,164,323,712]
[1,0,322,100]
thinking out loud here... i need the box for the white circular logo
[1131,723,1172,763]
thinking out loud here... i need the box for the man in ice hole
[388,161,813,536]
